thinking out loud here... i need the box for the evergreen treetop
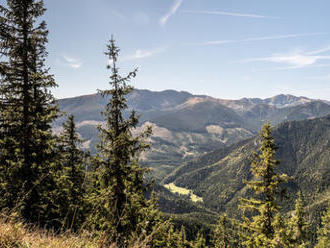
[89,36,154,247]
[239,122,290,247]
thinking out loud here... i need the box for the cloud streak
[62,55,82,69]
[239,46,330,70]
[183,10,275,19]
[183,33,325,46]
[307,45,330,55]
[160,0,183,26]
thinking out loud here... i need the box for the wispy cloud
[239,46,330,70]
[183,10,275,19]
[62,55,83,69]
[160,0,183,26]
[122,47,167,61]
[307,45,330,55]
[183,33,325,46]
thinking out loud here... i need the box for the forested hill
[163,114,330,218]
[57,89,330,180]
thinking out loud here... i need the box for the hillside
[163,115,330,219]
[57,89,330,180]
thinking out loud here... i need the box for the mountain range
[55,89,330,236]
[57,89,330,180]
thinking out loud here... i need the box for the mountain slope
[163,115,330,215]
[57,89,330,180]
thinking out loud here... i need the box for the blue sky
[44,0,330,100]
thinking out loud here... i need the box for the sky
[43,0,330,100]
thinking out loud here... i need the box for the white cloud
[239,47,330,69]
[123,47,167,61]
[184,33,325,46]
[241,33,325,42]
[160,0,183,26]
[307,45,330,55]
[62,55,82,69]
[183,10,275,19]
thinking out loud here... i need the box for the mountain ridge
[56,89,330,180]
[163,114,330,216]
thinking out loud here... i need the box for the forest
[0,1,329,247]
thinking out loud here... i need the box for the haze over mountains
[57,89,330,179]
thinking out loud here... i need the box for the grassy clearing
[164,183,203,203]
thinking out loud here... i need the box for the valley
[57,89,330,182]
[56,89,330,232]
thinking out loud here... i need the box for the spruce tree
[89,36,154,246]
[287,192,311,247]
[213,214,237,248]
[315,203,330,248]
[272,213,292,247]
[192,231,208,248]
[0,0,59,225]
[239,123,290,247]
[57,114,88,231]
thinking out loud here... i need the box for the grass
[0,220,98,248]
[163,183,203,203]
[0,218,151,248]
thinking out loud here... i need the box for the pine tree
[192,231,208,248]
[89,36,154,246]
[287,192,311,247]
[57,114,88,231]
[239,122,290,248]
[0,0,59,225]
[272,213,291,247]
[213,214,237,248]
[315,203,330,248]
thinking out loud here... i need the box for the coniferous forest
[0,1,329,247]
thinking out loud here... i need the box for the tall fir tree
[0,0,59,225]
[57,114,88,231]
[239,122,290,248]
[89,36,156,247]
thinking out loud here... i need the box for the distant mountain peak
[264,94,312,108]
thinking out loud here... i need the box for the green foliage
[87,36,157,246]
[315,203,330,248]
[239,123,290,247]
[151,222,209,248]
[0,0,60,226]
[212,214,239,248]
[56,114,89,231]
[166,115,330,220]
[192,231,208,248]
[286,192,311,247]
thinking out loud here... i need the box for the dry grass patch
[0,219,154,248]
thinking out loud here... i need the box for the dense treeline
[0,0,329,247]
